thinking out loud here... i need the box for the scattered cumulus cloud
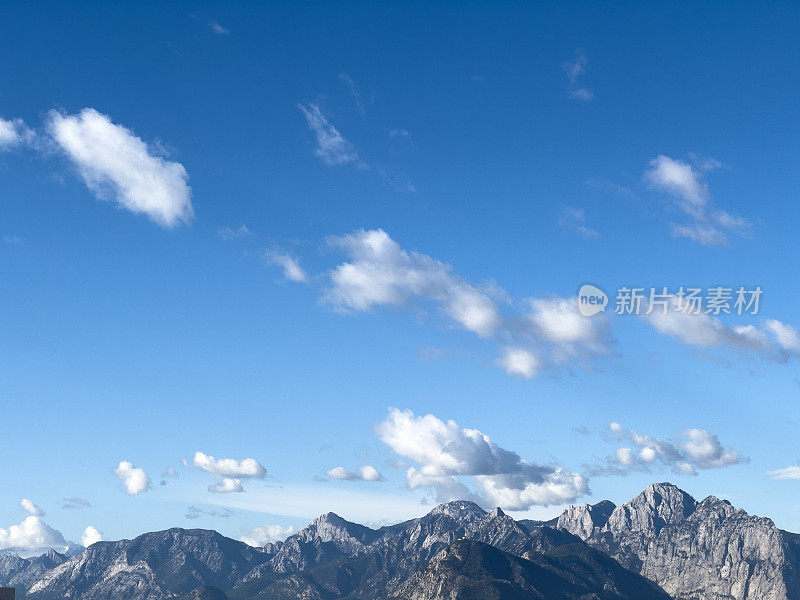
[298,103,359,166]
[376,408,588,510]
[279,228,613,378]
[0,516,70,554]
[240,524,295,547]
[600,422,746,476]
[265,251,308,283]
[563,49,594,101]
[81,526,103,547]
[326,465,383,481]
[47,108,193,227]
[20,499,45,517]
[115,461,152,495]
[645,155,748,245]
[192,451,267,494]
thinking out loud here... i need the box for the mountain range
[1,483,798,600]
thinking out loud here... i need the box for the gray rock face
[230,501,586,600]
[0,550,67,594]
[558,483,800,600]
[392,538,670,600]
[556,499,616,539]
[24,528,270,600]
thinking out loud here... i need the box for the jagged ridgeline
[2,483,798,600]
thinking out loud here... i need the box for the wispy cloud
[0,116,33,150]
[185,505,235,520]
[558,206,600,239]
[218,225,253,241]
[210,21,230,35]
[767,466,800,480]
[20,499,45,517]
[563,49,594,101]
[298,103,360,166]
[62,497,91,510]
[264,251,308,283]
[645,155,748,245]
[339,73,369,116]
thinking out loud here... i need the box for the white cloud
[325,229,500,338]
[274,228,614,378]
[209,478,244,494]
[376,408,587,509]
[0,117,32,150]
[192,451,267,478]
[240,524,295,547]
[298,103,359,166]
[558,206,600,238]
[767,466,800,480]
[766,319,800,355]
[81,525,103,547]
[326,465,383,482]
[115,461,152,495]
[192,451,267,493]
[526,297,613,361]
[0,516,70,554]
[47,108,193,227]
[210,21,230,34]
[218,225,252,240]
[606,422,745,475]
[266,251,308,283]
[563,49,594,101]
[497,347,540,379]
[645,300,770,351]
[645,155,748,245]
[642,298,800,364]
[63,497,91,510]
[339,73,367,116]
[20,499,45,517]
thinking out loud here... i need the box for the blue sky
[2,1,800,552]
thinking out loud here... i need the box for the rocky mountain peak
[557,499,616,538]
[604,482,697,536]
[427,500,487,522]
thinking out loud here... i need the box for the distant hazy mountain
[4,483,799,600]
